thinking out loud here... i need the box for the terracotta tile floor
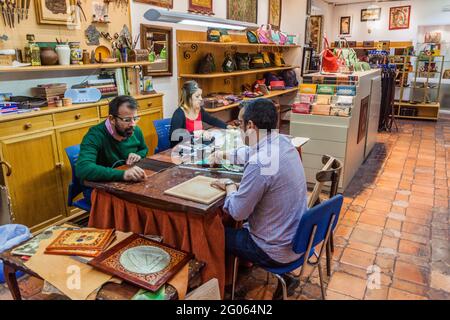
[233,118,450,300]
[1,118,449,300]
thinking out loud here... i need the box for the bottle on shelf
[24,34,41,66]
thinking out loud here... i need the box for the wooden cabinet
[138,107,163,156]
[0,131,66,232]
[0,94,164,232]
[55,120,100,216]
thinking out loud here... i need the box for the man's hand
[208,150,225,167]
[211,178,237,194]
[124,166,147,182]
[126,153,142,165]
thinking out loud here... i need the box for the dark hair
[109,95,138,116]
[243,98,278,131]
[180,80,200,112]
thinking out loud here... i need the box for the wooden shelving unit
[392,54,444,120]
[180,66,300,79]
[176,30,302,120]
[0,61,154,73]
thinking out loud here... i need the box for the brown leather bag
[197,53,216,74]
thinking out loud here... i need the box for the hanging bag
[257,25,273,44]
[321,36,339,73]
[235,52,250,70]
[246,30,259,44]
[222,52,237,72]
[197,53,216,74]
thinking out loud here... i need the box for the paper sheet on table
[185,278,221,300]
[25,230,130,300]
[167,263,189,300]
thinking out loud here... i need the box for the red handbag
[270,80,285,90]
[321,37,339,73]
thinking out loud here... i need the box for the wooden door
[55,120,99,216]
[138,107,163,156]
[0,131,66,232]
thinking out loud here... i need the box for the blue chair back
[292,195,343,254]
[153,118,171,154]
[65,144,91,211]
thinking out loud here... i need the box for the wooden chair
[307,155,343,277]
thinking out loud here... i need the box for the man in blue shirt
[211,99,308,299]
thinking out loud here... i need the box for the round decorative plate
[94,45,111,63]
[119,246,171,274]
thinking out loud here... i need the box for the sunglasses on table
[113,115,141,123]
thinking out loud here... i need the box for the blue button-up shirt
[223,132,308,263]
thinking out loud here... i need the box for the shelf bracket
[183,44,199,60]
[224,78,232,85]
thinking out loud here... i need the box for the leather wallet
[311,104,331,116]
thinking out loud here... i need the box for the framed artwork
[340,16,351,36]
[361,8,381,21]
[357,96,370,144]
[306,0,312,16]
[301,47,313,76]
[227,0,257,24]
[141,24,173,77]
[35,0,77,25]
[308,15,323,53]
[134,0,173,9]
[89,234,193,292]
[268,0,282,29]
[188,0,214,15]
[389,5,411,30]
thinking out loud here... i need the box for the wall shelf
[180,65,300,79]
[178,41,301,48]
[0,61,153,74]
[204,88,299,113]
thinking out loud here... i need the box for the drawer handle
[75,113,82,120]
[0,160,12,176]
[24,123,32,129]
[147,102,153,107]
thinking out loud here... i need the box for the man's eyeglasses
[114,115,141,123]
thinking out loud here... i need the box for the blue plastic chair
[231,194,344,300]
[153,118,171,154]
[65,144,92,212]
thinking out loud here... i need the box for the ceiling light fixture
[144,8,257,31]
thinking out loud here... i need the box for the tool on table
[178,165,244,176]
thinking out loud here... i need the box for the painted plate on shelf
[95,45,111,63]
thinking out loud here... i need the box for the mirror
[140,24,173,77]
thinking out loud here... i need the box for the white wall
[312,0,333,41]
[329,0,450,42]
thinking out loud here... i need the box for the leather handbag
[235,52,250,70]
[207,28,221,42]
[257,25,273,44]
[271,28,281,44]
[246,30,259,44]
[278,31,288,45]
[262,52,272,67]
[292,103,311,114]
[270,80,286,90]
[270,51,286,67]
[250,53,265,69]
[222,53,237,72]
[334,38,358,70]
[197,53,216,74]
[311,104,331,116]
[321,37,339,73]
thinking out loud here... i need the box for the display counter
[290,70,382,191]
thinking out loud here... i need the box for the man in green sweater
[76,95,149,183]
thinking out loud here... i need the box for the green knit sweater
[76,121,148,182]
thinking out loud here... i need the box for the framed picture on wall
[140,24,173,77]
[340,16,351,36]
[389,6,411,30]
[361,7,381,21]
[35,0,77,25]
[134,0,173,9]
[306,0,312,16]
[308,15,323,53]
[301,47,313,76]
[227,0,258,24]
[268,0,282,29]
[188,0,214,15]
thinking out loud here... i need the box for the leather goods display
[321,37,339,73]
[270,51,286,67]
[353,61,371,72]
[270,80,286,90]
[299,83,317,94]
[271,28,281,44]
[330,106,351,117]
[281,69,299,88]
[278,31,288,45]
[207,28,232,43]
[203,93,243,109]
[197,53,216,74]
[257,24,274,44]
[292,103,310,114]
[235,52,250,70]
[262,52,272,67]
[264,72,281,87]
[316,94,331,105]
[336,85,356,96]
[334,39,358,70]
[300,94,315,104]
[317,84,335,95]
[311,104,331,116]
[249,53,265,69]
[222,53,237,72]
[246,30,259,44]
[64,88,102,104]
